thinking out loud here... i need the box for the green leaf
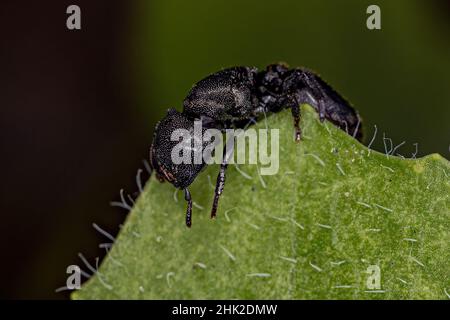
[73,105,450,299]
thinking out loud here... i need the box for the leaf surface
[73,105,450,299]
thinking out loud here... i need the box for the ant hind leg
[289,100,302,142]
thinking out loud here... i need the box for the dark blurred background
[0,0,448,299]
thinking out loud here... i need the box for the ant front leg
[211,133,234,219]
[184,188,193,227]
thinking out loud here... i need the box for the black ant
[149,63,362,227]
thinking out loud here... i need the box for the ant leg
[287,89,328,141]
[211,163,228,219]
[285,68,363,140]
[289,99,302,142]
[285,69,327,125]
[184,188,193,227]
[211,134,234,218]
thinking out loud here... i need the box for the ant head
[150,109,208,190]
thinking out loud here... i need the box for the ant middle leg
[184,188,193,227]
[211,132,234,219]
